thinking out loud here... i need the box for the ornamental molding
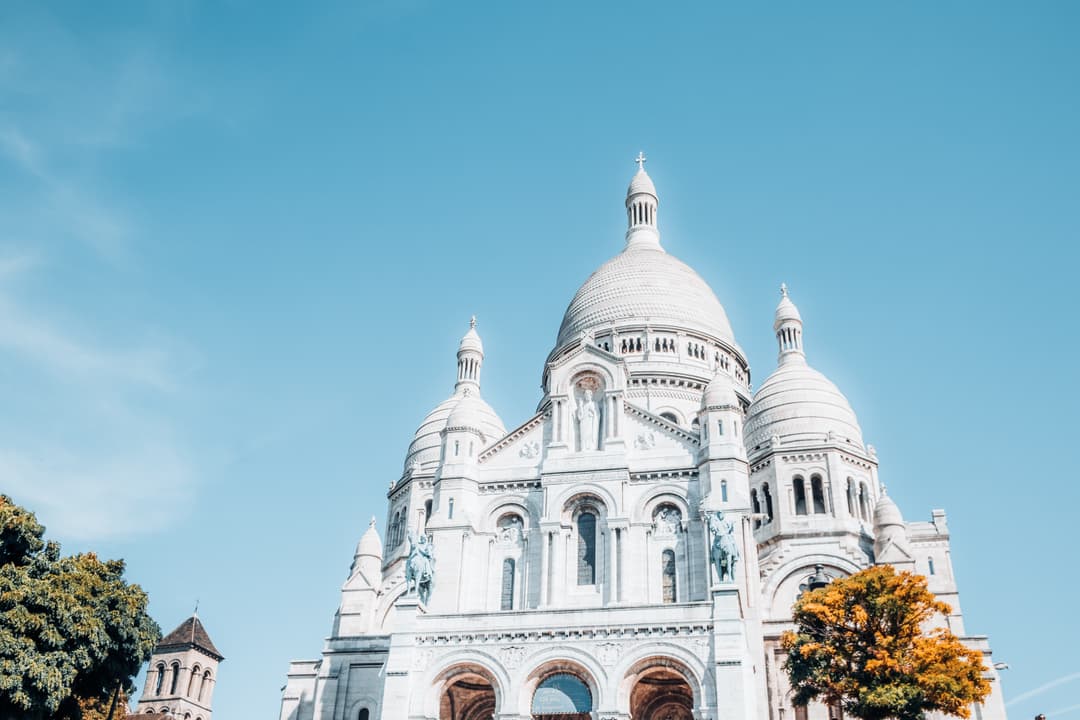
[749,459,772,475]
[498,645,527,669]
[414,623,713,647]
[479,480,542,495]
[629,468,698,484]
[779,452,828,464]
[479,412,548,463]
[595,641,623,666]
[839,453,875,471]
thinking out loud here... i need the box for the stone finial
[469,315,477,329]
[780,282,788,297]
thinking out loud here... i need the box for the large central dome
[551,162,740,366]
[555,243,735,347]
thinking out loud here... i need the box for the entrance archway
[629,666,693,720]
[531,672,592,720]
[439,667,497,720]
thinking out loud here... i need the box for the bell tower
[133,613,224,719]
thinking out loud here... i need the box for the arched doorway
[439,667,497,720]
[629,666,693,720]
[531,672,592,720]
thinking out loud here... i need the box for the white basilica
[278,160,1009,720]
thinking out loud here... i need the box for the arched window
[660,411,679,425]
[811,475,826,514]
[154,663,166,695]
[763,483,774,523]
[532,673,592,716]
[199,670,211,702]
[661,549,677,603]
[169,662,181,695]
[751,489,761,528]
[721,479,728,502]
[448,497,455,520]
[359,709,370,720]
[859,483,870,520]
[846,478,856,516]
[928,557,936,575]
[794,477,807,515]
[188,665,201,697]
[576,512,596,585]
[501,558,516,610]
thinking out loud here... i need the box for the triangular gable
[478,411,547,467]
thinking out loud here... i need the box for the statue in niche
[405,529,435,604]
[653,506,681,537]
[574,386,600,446]
[708,511,739,584]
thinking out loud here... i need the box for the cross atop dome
[635,151,647,171]
[780,282,788,297]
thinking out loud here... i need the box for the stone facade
[278,161,1008,720]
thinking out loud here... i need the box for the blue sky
[0,1,1077,718]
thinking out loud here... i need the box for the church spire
[625,151,662,250]
[455,316,484,392]
[774,283,805,365]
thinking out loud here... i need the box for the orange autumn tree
[781,565,990,720]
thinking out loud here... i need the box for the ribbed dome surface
[744,359,863,454]
[555,245,735,349]
[873,494,904,529]
[403,391,505,472]
[627,169,657,197]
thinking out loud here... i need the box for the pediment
[623,402,699,464]
[478,411,547,469]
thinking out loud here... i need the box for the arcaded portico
[278,159,1009,720]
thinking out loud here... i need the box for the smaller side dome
[873,489,912,561]
[702,370,739,409]
[446,391,490,434]
[357,517,383,559]
[873,492,904,530]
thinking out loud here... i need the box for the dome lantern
[455,316,484,392]
[774,283,805,365]
[625,152,661,249]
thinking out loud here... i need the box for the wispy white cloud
[1007,671,1080,707]
[0,280,199,540]
[0,124,134,265]
[0,14,201,542]
[1047,702,1080,719]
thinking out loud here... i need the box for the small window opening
[661,549,677,603]
[794,477,807,515]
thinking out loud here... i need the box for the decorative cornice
[479,480,542,494]
[629,468,698,484]
[415,622,714,646]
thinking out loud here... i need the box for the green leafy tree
[781,565,990,720]
[0,495,160,720]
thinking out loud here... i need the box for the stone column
[606,526,618,604]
